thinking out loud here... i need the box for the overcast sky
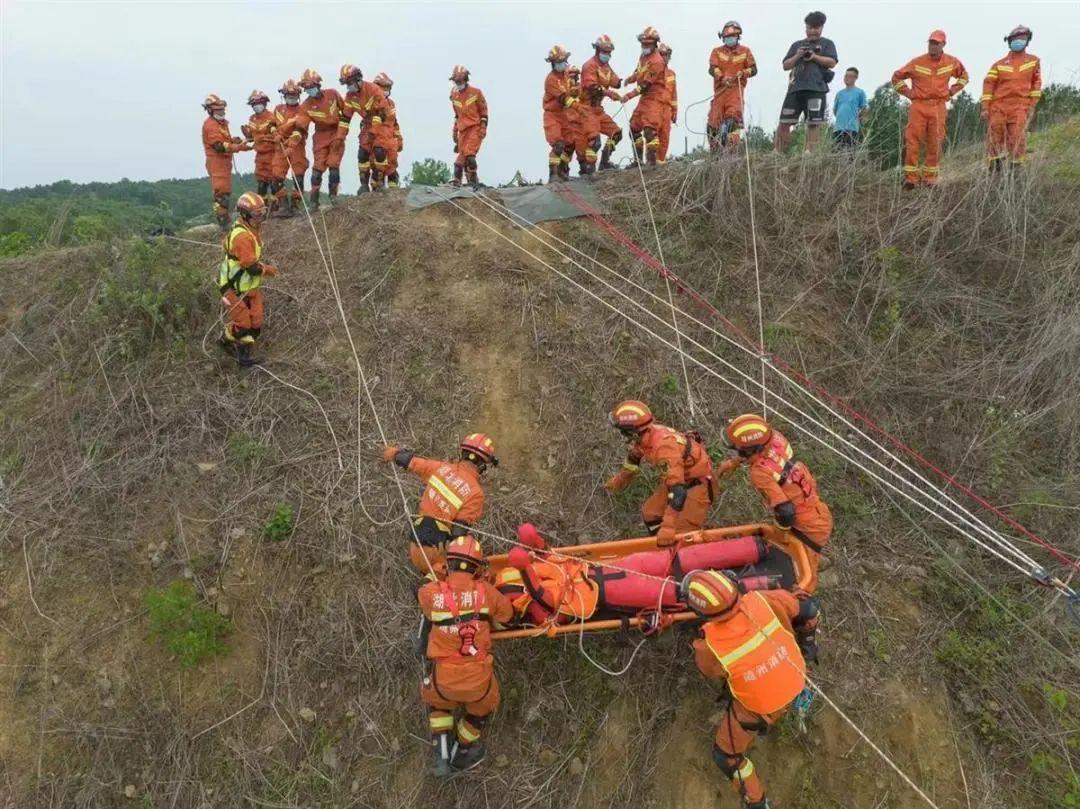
[2,0,1079,193]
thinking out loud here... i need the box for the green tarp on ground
[405,179,602,224]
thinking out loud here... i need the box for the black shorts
[833,130,862,149]
[780,90,828,125]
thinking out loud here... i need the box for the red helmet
[592,34,615,53]
[247,89,270,106]
[449,65,470,82]
[446,535,485,572]
[373,72,393,89]
[546,45,571,64]
[202,94,226,112]
[279,79,301,96]
[1005,25,1033,43]
[637,26,660,44]
[609,400,653,432]
[681,569,740,617]
[720,20,743,39]
[724,414,773,453]
[299,68,322,89]
[338,64,362,86]
[460,433,498,466]
[236,191,268,222]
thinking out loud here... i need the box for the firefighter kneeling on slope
[381,434,498,576]
[217,192,279,367]
[684,568,820,809]
[418,536,514,777]
[605,400,716,545]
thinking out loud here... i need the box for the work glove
[722,76,735,88]
[479,127,487,140]
[656,525,677,547]
[798,633,819,665]
[241,124,253,139]
[507,547,532,570]
[232,136,245,144]
[212,142,228,154]
[381,445,399,462]
[605,468,636,493]
[516,523,546,550]
[717,457,741,477]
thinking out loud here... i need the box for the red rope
[558,186,1079,573]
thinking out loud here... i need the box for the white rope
[466,190,1050,582]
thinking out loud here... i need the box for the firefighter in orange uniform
[581,35,624,171]
[217,192,279,367]
[565,65,591,175]
[276,69,345,209]
[656,43,678,163]
[621,27,668,166]
[373,72,404,187]
[381,434,498,575]
[708,21,758,151]
[542,46,577,182]
[272,79,308,218]
[242,90,280,210]
[684,569,819,809]
[418,536,514,776]
[891,31,969,188]
[337,64,392,193]
[201,95,252,232]
[716,415,832,593]
[982,25,1042,172]
[604,400,716,545]
[449,66,488,188]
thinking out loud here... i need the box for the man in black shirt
[776,10,838,154]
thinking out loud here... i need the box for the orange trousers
[903,100,947,185]
[792,498,832,593]
[311,131,345,172]
[987,102,1030,164]
[422,659,500,744]
[455,125,484,167]
[641,481,712,534]
[708,88,743,129]
[713,700,786,805]
[583,105,620,143]
[253,151,275,182]
[657,116,673,162]
[206,156,232,196]
[222,289,264,344]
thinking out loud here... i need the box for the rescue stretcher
[487,523,814,641]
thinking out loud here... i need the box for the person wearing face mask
[337,65,392,194]
[656,43,678,163]
[276,69,346,210]
[272,80,308,218]
[620,27,667,166]
[776,11,838,154]
[449,66,488,188]
[581,35,624,171]
[373,72,404,188]
[564,66,592,175]
[201,95,253,232]
[982,25,1042,173]
[242,90,281,210]
[708,22,758,152]
[542,45,577,182]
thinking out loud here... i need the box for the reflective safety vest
[427,583,491,662]
[218,223,263,295]
[702,592,805,714]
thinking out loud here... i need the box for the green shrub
[263,502,294,542]
[72,214,113,244]
[228,432,269,464]
[144,580,230,667]
[0,231,32,257]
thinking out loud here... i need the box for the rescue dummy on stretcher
[487,521,815,640]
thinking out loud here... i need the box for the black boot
[451,741,486,772]
[599,145,616,170]
[745,799,770,809]
[309,188,321,211]
[467,170,481,190]
[358,171,371,194]
[431,733,453,778]
[451,164,464,187]
[235,343,260,367]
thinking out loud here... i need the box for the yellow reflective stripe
[936,65,955,75]
[955,78,969,86]
[914,66,933,75]
[997,65,1015,73]
[458,719,481,742]
[736,759,755,779]
[980,94,993,102]
[429,476,464,510]
[717,617,782,668]
[893,83,907,91]
[1030,90,1043,98]
[465,96,478,105]
[501,569,523,583]
[1020,60,1038,72]
[733,54,747,62]
[430,611,454,621]
[430,715,455,731]
[732,421,768,438]
[689,581,721,606]
[622,462,639,472]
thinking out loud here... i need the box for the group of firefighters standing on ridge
[378,402,830,808]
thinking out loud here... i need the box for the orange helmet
[609,400,653,433]
[279,79,301,96]
[460,433,498,467]
[724,414,773,453]
[338,64,362,86]
[446,535,485,572]
[449,65,470,82]
[637,26,660,44]
[1005,25,1033,42]
[299,68,322,88]
[373,72,393,89]
[680,569,740,617]
[658,43,672,57]
[247,89,270,106]
[720,20,743,38]
[202,94,226,112]
[236,191,268,222]
[592,34,615,52]
[546,45,571,64]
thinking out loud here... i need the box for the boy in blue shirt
[833,67,868,152]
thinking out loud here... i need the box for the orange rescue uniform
[891,53,969,185]
[418,572,514,747]
[982,51,1042,166]
[451,85,488,168]
[384,96,404,184]
[708,44,756,144]
[342,81,392,182]
[273,103,308,203]
[403,455,486,574]
[625,50,668,158]
[201,117,249,204]
[623,424,715,540]
[279,89,346,173]
[543,71,578,173]
[693,589,806,806]
[245,110,279,183]
[218,219,276,345]
[580,55,623,166]
[657,66,678,162]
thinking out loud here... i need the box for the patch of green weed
[144,580,231,668]
[263,502,294,542]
